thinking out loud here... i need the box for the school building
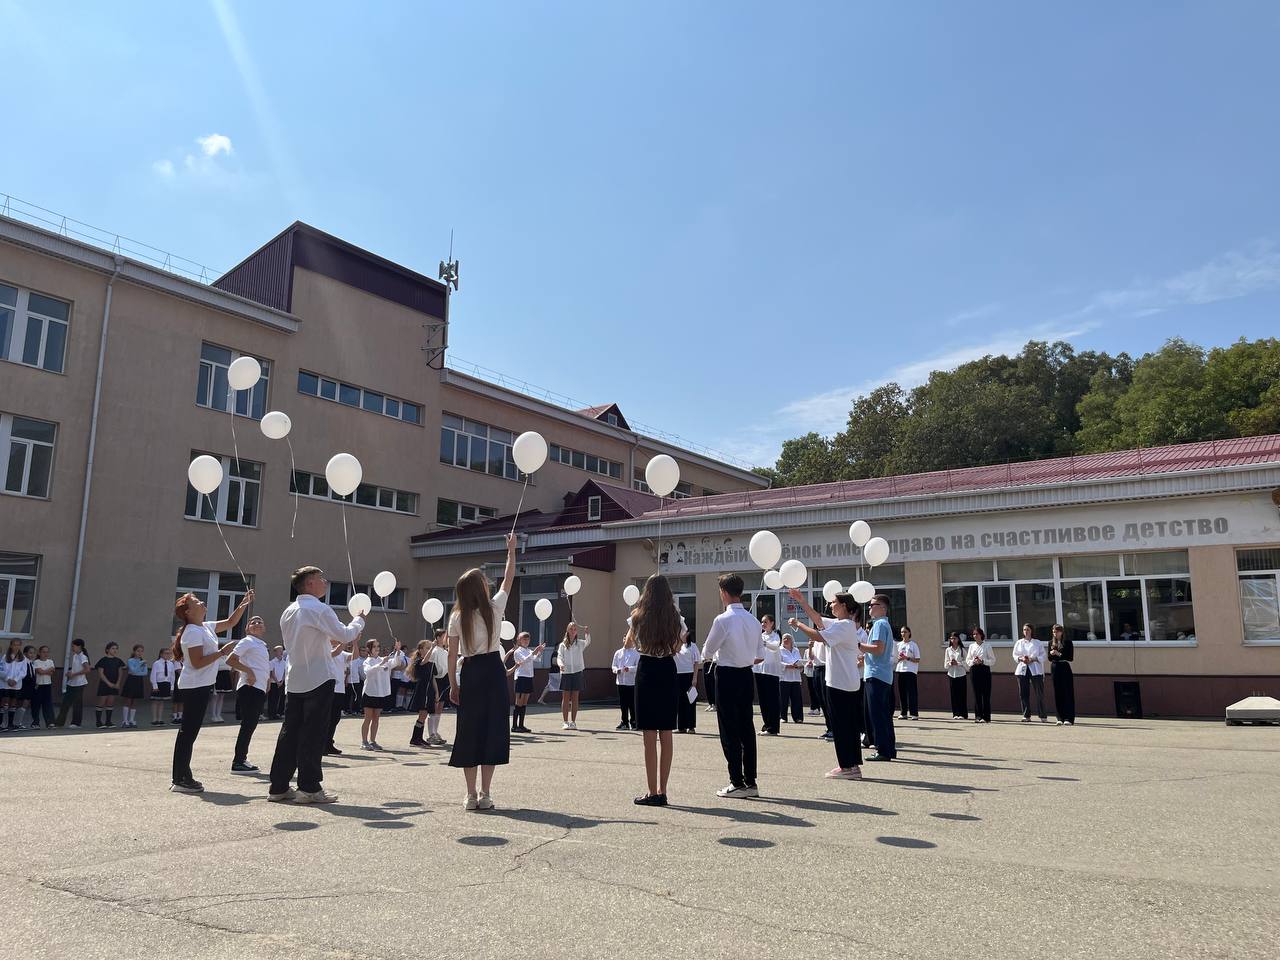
[0,211,765,686]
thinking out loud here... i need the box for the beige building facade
[0,215,765,683]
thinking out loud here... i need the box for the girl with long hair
[944,632,969,720]
[629,574,684,805]
[555,620,592,730]
[407,639,436,747]
[968,626,996,723]
[427,630,449,743]
[447,533,517,810]
[673,629,701,734]
[894,626,920,720]
[360,639,406,750]
[171,590,252,793]
[3,639,23,730]
[1047,623,1076,725]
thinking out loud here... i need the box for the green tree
[831,383,908,478]
[1201,337,1280,436]
[1108,339,1220,447]
[1073,354,1135,452]
[771,432,840,487]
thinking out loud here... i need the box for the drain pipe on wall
[60,254,123,690]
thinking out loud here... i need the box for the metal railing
[1,192,223,285]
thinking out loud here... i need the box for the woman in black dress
[630,574,684,807]
[448,533,517,811]
[95,642,125,728]
[1047,623,1076,725]
[407,640,436,747]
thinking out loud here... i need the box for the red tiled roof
[591,479,661,517]
[638,434,1280,521]
[577,404,611,419]
[410,509,559,544]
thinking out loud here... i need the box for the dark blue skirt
[449,652,510,767]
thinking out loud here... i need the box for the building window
[605,412,618,426]
[0,552,38,637]
[1238,548,1280,645]
[196,343,270,420]
[0,282,70,374]
[633,466,692,497]
[547,442,623,481]
[325,581,406,612]
[941,552,1194,643]
[174,569,253,640]
[587,495,602,521]
[184,453,262,527]
[2,414,55,499]
[290,469,418,515]
[425,588,455,640]
[439,413,526,482]
[297,369,422,425]
[436,498,498,528]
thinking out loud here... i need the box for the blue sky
[4,1,1280,468]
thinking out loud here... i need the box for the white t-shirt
[758,631,783,677]
[894,640,921,674]
[330,649,351,694]
[447,589,508,657]
[513,645,537,679]
[430,646,449,680]
[817,618,862,692]
[66,651,90,687]
[231,636,270,692]
[673,641,701,674]
[779,645,803,681]
[612,647,640,686]
[178,623,222,689]
[34,658,55,686]
[346,656,363,684]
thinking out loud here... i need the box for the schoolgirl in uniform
[509,631,544,733]
[150,647,178,725]
[407,640,436,747]
[426,630,449,743]
[95,642,125,728]
[120,645,149,727]
[556,622,592,730]
[630,574,684,805]
[2,639,23,730]
[360,639,406,750]
[673,631,701,734]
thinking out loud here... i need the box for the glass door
[519,594,558,667]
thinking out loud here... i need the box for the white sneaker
[705,705,715,712]
[476,793,495,810]
[716,784,755,799]
[295,789,338,804]
[268,788,297,802]
[562,722,571,730]
[569,721,578,730]
[465,795,478,811]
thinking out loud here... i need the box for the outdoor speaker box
[1114,680,1143,719]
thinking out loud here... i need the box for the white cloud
[944,302,1002,327]
[152,159,175,179]
[196,133,233,157]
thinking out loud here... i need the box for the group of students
[942,623,1077,725]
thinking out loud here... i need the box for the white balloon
[500,620,517,641]
[325,452,363,497]
[622,584,641,606]
[849,520,871,547]
[535,598,553,621]
[779,558,808,590]
[512,431,548,474]
[227,355,262,392]
[422,598,444,624]
[822,580,844,603]
[260,411,292,440]
[373,571,397,598]
[644,455,681,498]
[563,575,582,596]
[763,569,783,591]
[748,530,782,570]
[347,592,372,617]
[864,536,890,567]
[187,455,223,495]
[851,580,875,604]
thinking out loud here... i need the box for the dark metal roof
[576,403,630,430]
[214,221,448,318]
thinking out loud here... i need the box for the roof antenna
[438,228,459,292]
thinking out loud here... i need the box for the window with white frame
[185,452,262,527]
[290,469,418,515]
[0,552,38,638]
[2,413,55,498]
[297,370,422,424]
[0,282,70,374]
[439,413,526,482]
[941,552,1194,644]
[548,441,623,481]
[1238,548,1280,645]
[325,580,406,612]
[196,343,270,419]
[587,495,602,521]
[174,569,254,640]
[436,498,497,528]
[633,466,693,498]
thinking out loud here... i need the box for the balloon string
[341,500,356,594]
[226,386,242,473]
[382,607,397,645]
[205,492,247,584]
[655,495,663,573]
[286,436,298,540]
[510,476,529,538]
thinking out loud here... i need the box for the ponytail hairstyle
[406,639,431,679]
[172,593,202,660]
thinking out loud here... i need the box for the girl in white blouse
[555,622,592,730]
[360,639,407,750]
[894,626,921,720]
[967,627,997,723]
[943,632,968,720]
[673,634,701,733]
[150,647,178,725]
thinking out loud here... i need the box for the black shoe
[170,777,204,793]
[151,720,163,726]
[324,748,342,756]
[616,723,629,730]
[411,738,428,747]
[867,753,895,762]
[231,761,258,773]
[633,793,668,806]
[170,716,181,724]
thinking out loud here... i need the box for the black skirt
[362,693,394,711]
[449,651,510,768]
[634,655,678,731]
[152,682,172,700]
[409,670,436,711]
[214,670,234,692]
[122,676,145,699]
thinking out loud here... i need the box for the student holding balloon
[556,623,592,730]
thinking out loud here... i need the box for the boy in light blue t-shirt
[858,595,897,760]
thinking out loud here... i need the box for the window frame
[195,342,271,420]
[0,282,70,374]
[0,552,39,638]
[174,569,254,640]
[1,413,57,499]
[439,414,527,483]
[184,452,263,528]
[1237,548,1280,646]
[297,369,422,426]
[587,495,602,521]
[290,468,418,516]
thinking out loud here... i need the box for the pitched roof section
[576,403,630,430]
[214,221,448,318]
[639,434,1280,520]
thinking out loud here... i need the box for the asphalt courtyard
[2,702,1276,960]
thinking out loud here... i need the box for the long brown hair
[454,568,494,656]
[171,593,201,660]
[405,639,431,679]
[631,575,683,658]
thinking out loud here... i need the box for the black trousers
[703,663,716,706]
[347,681,363,713]
[755,673,780,733]
[267,683,284,719]
[269,680,334,794]
[676,672,696,731]
[714,666,757,787]
[826,685,864,769]
[618,685,635,726]
[1018,672,1047,720]
[806,672,822,710]
[971,665,992,721]
[896,672,919,717]
[780,681,804,723]
[327,689,347,748]
[813,665,832,731]
[948,674,968,718]
[234,687,265,763]
[32,686,54,726]
[172,685,213,782]
[55,686,84,727]
[1052,662,1076,723]
[864,677,897,758]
